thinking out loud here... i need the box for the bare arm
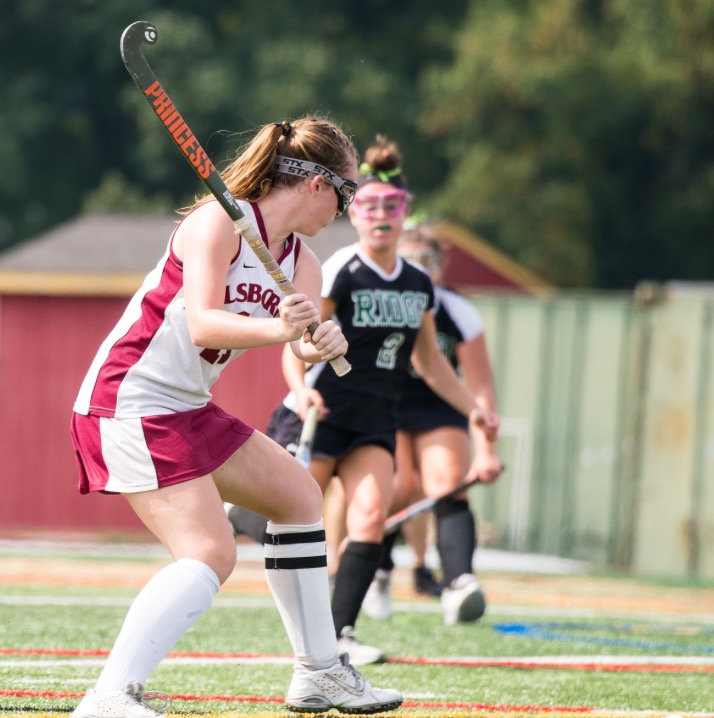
[283,296,340,420]
[460,334,497,414]
[288,249,347,364]
[459,332,503,483]
[177,203,317,349]
[176,203,345,363]
[410,312,498,440]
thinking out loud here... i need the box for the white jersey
[74,201,301,419]
[433,285,485,345]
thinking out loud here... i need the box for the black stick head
[121,20,157,51]
[120,21,159,88]
[120,20,157,61]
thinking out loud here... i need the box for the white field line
[2,654,713,668]
[0,595,275,608]
[4,676,88,685]
[0,541,591,575]
[3,594,714,625]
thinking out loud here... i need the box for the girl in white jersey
[69,117,402,717]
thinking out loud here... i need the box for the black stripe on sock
[264,555,327,570]
[263,529,326,545]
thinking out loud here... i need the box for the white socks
[92,524,336,691]
[264,519,338,670]
[94,558,219,692]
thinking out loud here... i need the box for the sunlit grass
[1,558,713,716]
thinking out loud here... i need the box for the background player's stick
[294,405,319,469]
[383,476,482,535]
[120,21,350,376]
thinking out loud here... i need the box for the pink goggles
[351,189,410,218]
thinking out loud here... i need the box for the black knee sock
[435,498,476,587]
[331,540,382,636]
[378,528,400,572]
[227,505,269,544]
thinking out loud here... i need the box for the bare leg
[330,446,394,637]
[323,477,348,576]
[92,431,332,694]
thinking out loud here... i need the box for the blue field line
[494,621,714,653]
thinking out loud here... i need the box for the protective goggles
[274,155,358,213]
[351,189,410,219]
[400,250,442,271]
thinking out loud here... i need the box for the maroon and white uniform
[71,200,301,494]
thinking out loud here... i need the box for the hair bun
[275,121,292,137]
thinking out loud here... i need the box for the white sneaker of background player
[71,682,170,718]
[285,652,402,714]
[336,626,387,665]
[441,573,486,626]
[362,568,393,620]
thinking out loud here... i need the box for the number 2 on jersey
[376,332,405,370]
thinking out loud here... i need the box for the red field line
[2,646,713,673]
[0,647,109,657]
[0,688,595,713]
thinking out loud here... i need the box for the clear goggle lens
[352,190,409,218]
[400,251,441,270]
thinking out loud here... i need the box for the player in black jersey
[228,136,498,664]
[290,138,498,662]
[362,225,503,626]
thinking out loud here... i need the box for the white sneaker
[285,652,402,714]
[71,682,171,717]
[336,626,386,665]
[362,569,392,620]
[441,573,486,626]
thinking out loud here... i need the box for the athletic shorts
[397,395,469,433]
[70,402,254,495]
[265,403,303,456]
[266,403,396,461]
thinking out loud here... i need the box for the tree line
[1,0,712,288]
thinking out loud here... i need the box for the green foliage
[420,0,714,287]
[1,0,713,287]
[0,0,465,246]
[81,171,175,214]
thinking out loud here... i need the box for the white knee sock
[94,558,220,692]
[264,519,338,670]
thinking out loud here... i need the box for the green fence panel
[469,286,714,580]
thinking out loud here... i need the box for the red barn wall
[442,249,520,291]
[0,294,287,536]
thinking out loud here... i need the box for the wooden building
[0,213,550,536]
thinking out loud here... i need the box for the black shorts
[397,395,468,433]
[266,403,303,455]
[266,403,396,461]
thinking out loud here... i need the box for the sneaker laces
[124,682,172,714]
[334,652,365,688]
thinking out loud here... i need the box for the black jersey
[397,285,485,432]
[286,244,434,435]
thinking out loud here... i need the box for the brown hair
[184,115,357,211]
[357,134,407,190]
[398,225,442,257]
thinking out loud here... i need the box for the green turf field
[1,541,713,717]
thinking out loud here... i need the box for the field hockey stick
[383,476,482,535]
[294,405,319,469]
[119,21,351,377]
